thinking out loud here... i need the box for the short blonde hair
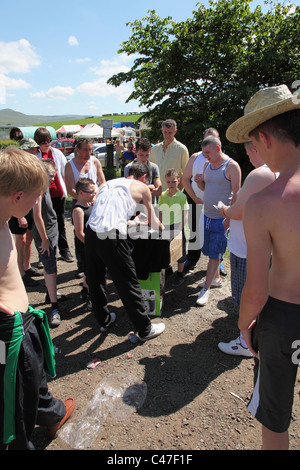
[0,146,49,196]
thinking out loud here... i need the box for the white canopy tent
[56,124,83,134]
[74,123,121,139]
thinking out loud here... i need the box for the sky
[0,0,272,118]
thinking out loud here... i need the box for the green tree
[108,0,300,173]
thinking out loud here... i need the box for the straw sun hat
[226,84,300,144]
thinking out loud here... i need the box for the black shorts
[248,296,300,433]
[9,210,33,235]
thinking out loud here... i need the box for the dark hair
[34,127,52,145]
[9,128,24,141]
[75,177,95,193]
[128,161,150,180]
[135,138,151,152]
[202,135,222,148]
[250,109,300,147]
[203,127,219,138]
[76,137,93,149]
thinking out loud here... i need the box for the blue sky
[0,0,272,117]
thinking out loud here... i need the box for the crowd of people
[1,84,300,450]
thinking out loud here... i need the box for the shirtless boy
[226,84,300,450]
[0,147,75,449]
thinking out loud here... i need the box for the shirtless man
[85,161,165,341]
[226,84,300,450]
[65,137,105,200]
[0,147,75,449]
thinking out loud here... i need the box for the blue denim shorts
[202,216,227,259]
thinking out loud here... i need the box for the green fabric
[30,306,56,379]
[3,312,23,444]
[1,306,56,444]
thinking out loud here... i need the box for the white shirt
[87,178,136,236]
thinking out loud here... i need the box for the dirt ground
[26,218,300,452]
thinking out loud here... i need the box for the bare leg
[23,230,33,271]
[262,425,289,450]
[44,272,57,303]
[15,234,26,277]
[204,258,219,288]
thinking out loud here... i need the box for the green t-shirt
[158,189,188,226]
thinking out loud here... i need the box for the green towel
[1,306,56,444]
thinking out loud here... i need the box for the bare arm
[94,159,106,189]
[32,195,51,256]
[182,155,203,205]
[150,177,162,197]
[65,162,77,199]
[227,160,241,205]
[142,185,164,231]
[72,207,85,243]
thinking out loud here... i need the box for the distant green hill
[35,114,144,130]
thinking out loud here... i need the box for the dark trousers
[185,194,201,264]
[51,197,70,254]
[85,226,151,337]
[4,323,65,450]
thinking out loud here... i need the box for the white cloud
[30,86,74,100]
[0,39,40,75]
[76,53,135,102]
[68,35,79,46]
[75,57,91,64]
[0,73,31,90]
[90,55,131,77]
[77,77,132,101]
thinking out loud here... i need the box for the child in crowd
[119,142,135,176]
[159,168,189,287]
[72,178,96,302]
[32,160,63,327]
[0,147,75,450]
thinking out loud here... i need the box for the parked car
[51,139,75,156]
[93,143,117,167]
[67,143,117,166]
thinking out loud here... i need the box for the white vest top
[191,152,206,199]
[87,178,136,236]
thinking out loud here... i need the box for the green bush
[0,140,19,149]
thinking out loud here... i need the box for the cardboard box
[169,232,183,265]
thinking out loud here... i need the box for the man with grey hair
[194,135,241,306]
[150,119,189,192]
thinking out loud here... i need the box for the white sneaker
[139,323,165,341]
[196,287,210,306]
[198,277,222,288]
[100,312,116,332]
[218,336,253,357]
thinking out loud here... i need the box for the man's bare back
[245,171,300,305]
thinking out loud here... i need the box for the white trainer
[198,277,222,288]
[139,323,165,341]
[218,336,253,357]
[196,287,210,306]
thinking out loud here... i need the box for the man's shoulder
[150,142,163,152]
[172,139,188,151]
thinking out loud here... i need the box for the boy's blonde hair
[41,159,57,174]
[0,146,49,196]
[165,168,179,179]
